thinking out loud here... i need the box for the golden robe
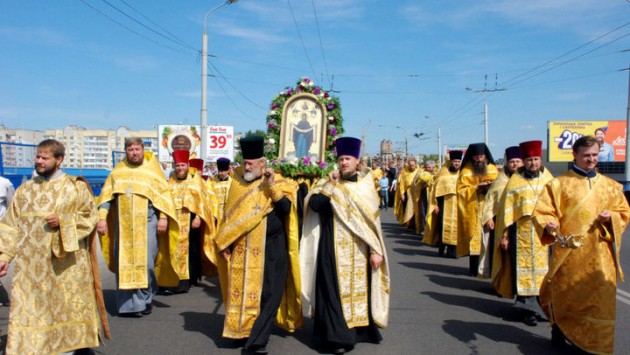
[457,163,498,257]
[478,171,510,278]
[97,151,179,289]
[210,175,231,227]
[214,168,302,338]
[301,171,390,328]
[0,174,102,355]
[394,166,419,225]
[157,167,216,286]
[532,170,629,355]
[411,170,435,235]
[423,166,459,247]
[491,169,553,298]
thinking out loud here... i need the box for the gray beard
[243,168,261,182]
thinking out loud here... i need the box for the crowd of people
[0,134,627,355]
[388,137,629,355]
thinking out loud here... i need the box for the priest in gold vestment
[423,150,463,258]
[215,136,301,354]
[210,157,232,226]
[532,136,629,354]
[394,158,419,227]
[301,137,389,355]
[96,137,179,316]
[0,139,106,354]
[160,150,216,293]
[478,146,522,278]
[457,143,498,276]
[411,160,436,235]
[491,141,552,326]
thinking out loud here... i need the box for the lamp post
[201,0,238,162]
[395,126,408,160]
[425,116,442,166]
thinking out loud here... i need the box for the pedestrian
[0,139,109,354]
[215,136,302,354]
[532,135,630,354]
[301,136,390,355]
[96,137,179,317]
[378,173,389,209]
[0,175,14,221]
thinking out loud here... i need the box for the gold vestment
[214,168,302,338]
[394,166,419,225]
[411,170,435,235]
[97,151,179,289]
[301,171,390,328]
[532,170,629,355]
[209,175,231,227]
[156,167,216,287]
[457,163,498,257]
[0,174,102,354]
[423,166,459,246]
[478,171,510,278]
[491,169,553,298]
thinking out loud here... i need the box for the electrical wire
[287,0,319,81]
[311,0,331,89]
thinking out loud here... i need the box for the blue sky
[1,0,629,158]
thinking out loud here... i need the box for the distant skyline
[1,0,629,158]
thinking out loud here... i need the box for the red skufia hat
[172,150,190,164]
[519,140,542,158]
[189,158,204,171]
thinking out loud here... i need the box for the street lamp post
[395,126,408,159]
[201,0,238,162]
[425,116,442,166]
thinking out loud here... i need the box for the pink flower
[318,161,327,168]
[327,102,335,110]
[302,156,311,165]
[329,127,337,136]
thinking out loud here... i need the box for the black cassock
[308,174,382,350]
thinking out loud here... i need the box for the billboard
[158,125,202,162]
[548,120,626,162]
[205,125,234,162]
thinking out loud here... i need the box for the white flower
[279,90,286,96]
[288,155,298,166]
[267,110,276,116]
[267,138,275,144]
[309,81,314,87]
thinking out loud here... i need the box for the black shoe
[331,348,345,355]
[74,348,96,355]
[551,325,568,349]
[140,303,153,315]
[118,311,142,318]
[245,345,268,354]
[523,313,537,326]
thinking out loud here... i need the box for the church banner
[547,120,626,162]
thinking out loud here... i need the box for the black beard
[472,160,487,175]
[448,166,459,173]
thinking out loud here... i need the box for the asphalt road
[1,209,630,354]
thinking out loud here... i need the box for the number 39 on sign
[206,125,235,161]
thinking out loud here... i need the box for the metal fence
[0,142,37,175]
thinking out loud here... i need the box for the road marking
[617,290,630,306]
[617,288,630,299]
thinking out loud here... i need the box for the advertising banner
[158,125,202,162]
[548,120,626,162]
[206,125,234,162]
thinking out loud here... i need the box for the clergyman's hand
[96,220,108,235]
[157,218,168,234]
[328,171,340,184]
[370,253,384,270]
[191,216,201,229]
[485,219,495,231]
[500,237,509,251]
[598,210,611,224]
[45,214,60,229]
[264,168,275,186]
[221,248,231,262]
[0,261,9,277]
[545,221,559,235]
[432,206,440,215]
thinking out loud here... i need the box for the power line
[208,61,267,111]
[79,0,192,55]
[118,0,198,52]
[505,31,630,89]
[311,0,331,89]
[287,0,319,81]
[98,0,197,54]
[500,21,630,87]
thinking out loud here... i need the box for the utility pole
[466,74,505,146]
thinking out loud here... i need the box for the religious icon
[278,93,327,162]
